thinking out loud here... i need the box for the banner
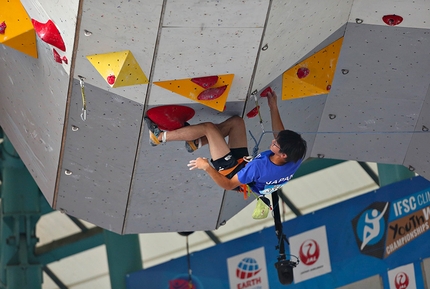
[127,176,430,289]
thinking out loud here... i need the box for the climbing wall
[0,0,79,203]
[1,0,430,234]
[312,0,430,166]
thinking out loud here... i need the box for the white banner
[388,263,416,289]
[290,225,332,283]
[227,247,269,289]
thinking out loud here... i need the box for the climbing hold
[154,74,234,112]
[297,67,310,79]
[260,87,273,97]
[62,55,68,64]
[32,19,66,51]
[146,105,195,131]
[107,75,116,85]
[197,85,228,101]
[53,48,62,63]
[87,50,148,88]
[282,37,343,100]
[191,75,218,89]
[246,106,260,118]
[0,21,6,34]
[382,14,403,26]
[0,0,38,58]
[326,84,331,90]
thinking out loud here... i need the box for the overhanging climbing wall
[1,0,430,234]
[0,0,79,204]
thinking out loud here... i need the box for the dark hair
[276,130,307,163]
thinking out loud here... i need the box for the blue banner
[127,176,430,289]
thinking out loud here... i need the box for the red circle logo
[299,239,320,266]
[394,272,409,289]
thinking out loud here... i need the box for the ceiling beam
[35,227,104,264]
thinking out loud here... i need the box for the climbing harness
[78,75,87,121]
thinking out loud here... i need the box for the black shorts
[211,148,249,179]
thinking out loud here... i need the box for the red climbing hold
[197,85,227,101]
[297,67,310,79]
[62,56,68,64]
[382,14,403,26]
[260,87,273,97]
[0,21,6,34]
[146,105,195,131]
[107,75,116,85]
[191,75,218,89]
[326,85,331,91]
[53,49,62,63]
[246,106,260,118]
[32,19,66,51]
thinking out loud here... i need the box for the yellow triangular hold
[0,0,38,58]
[154,74,234,112]
[86,50,148,88]
[282,37,343,100]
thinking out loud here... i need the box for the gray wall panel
[0,42,68,204]
[404,86,430,179]
[314,23,430,163]
[56,80,143,233]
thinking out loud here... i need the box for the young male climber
[145,90,307,196]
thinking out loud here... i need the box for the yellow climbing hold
[0,0,38,58]
[86,50,148,88]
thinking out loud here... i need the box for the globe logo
[236,257,262,279]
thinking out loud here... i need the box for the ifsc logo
[236,257,262,279]
[351,202,390,259]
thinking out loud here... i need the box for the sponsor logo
[352,188,430,259]
[352,202,389,259]
[299,239,320,266]
[388,263,416,289]
[236,258,262,279]
[394,272,409,289]
[227,247,269,289]
[290,226,331,283]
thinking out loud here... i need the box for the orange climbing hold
[154,74,234,112]
[282,37,343,100]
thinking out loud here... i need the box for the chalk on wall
[0,0,38,58]
[86,50,149,88]
[282,37,344,100]
[154,74,234,112]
